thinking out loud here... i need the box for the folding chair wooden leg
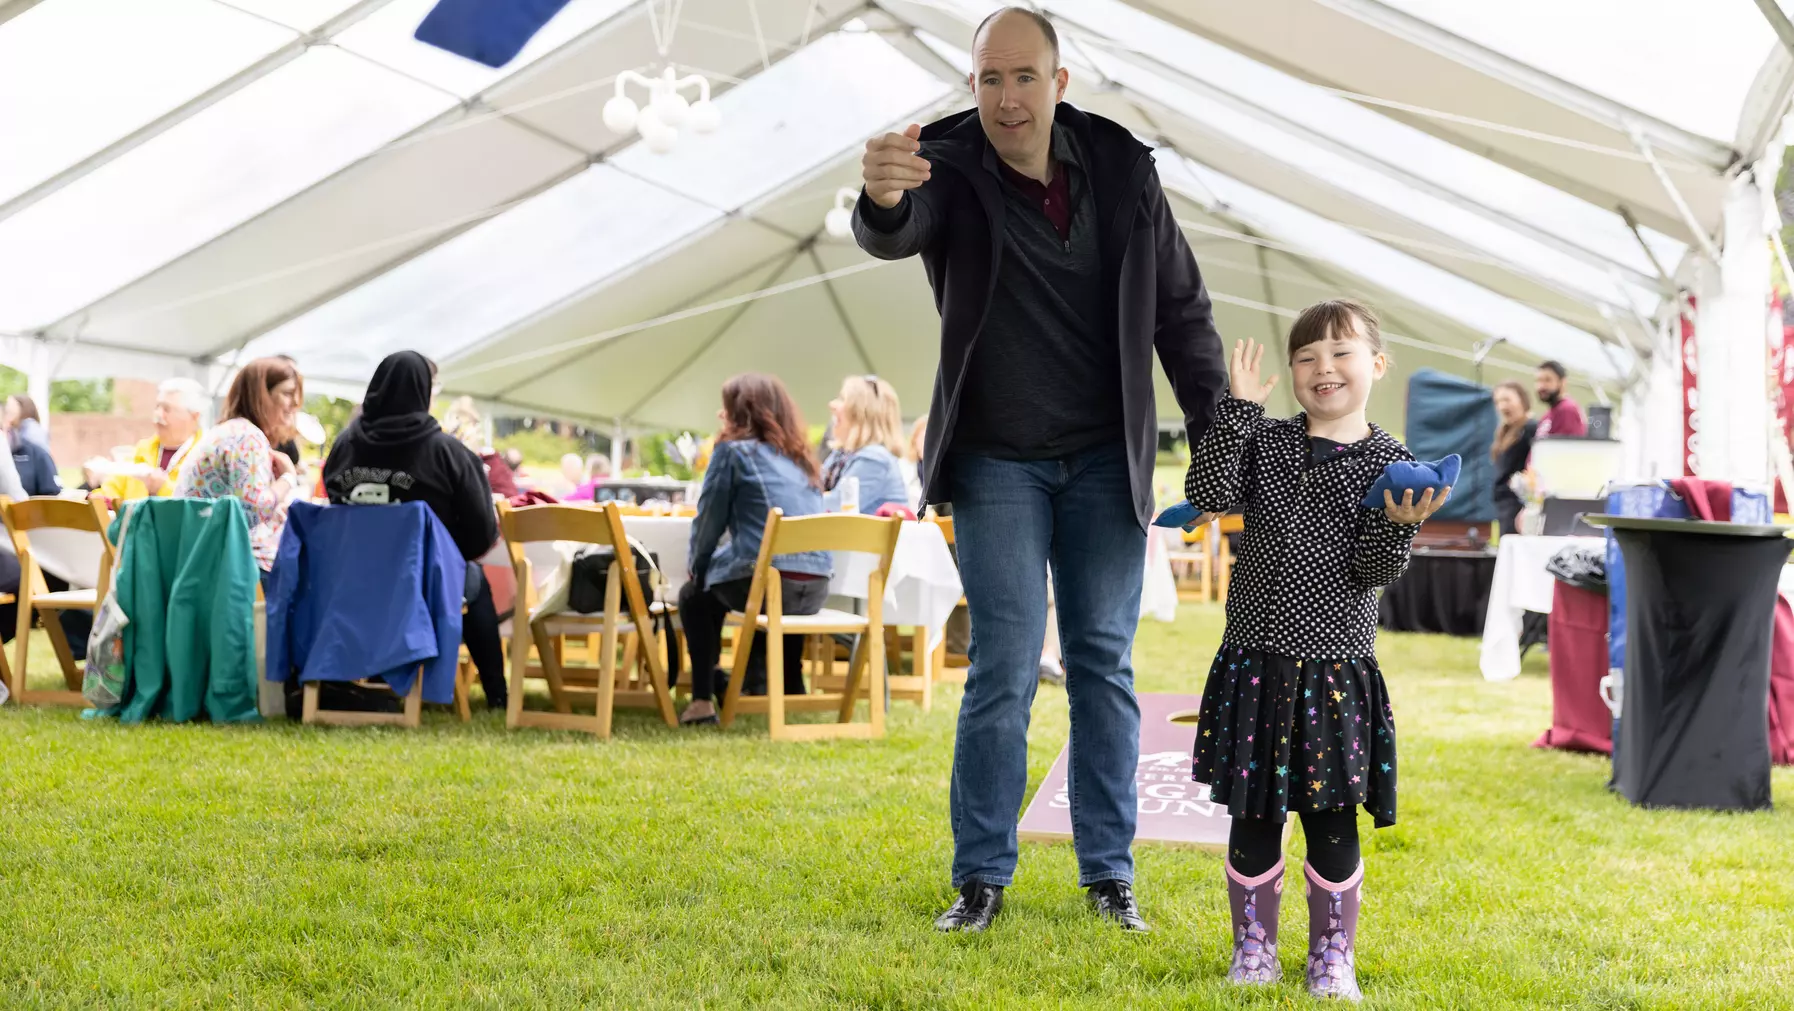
[533,623,572,714]
[40,610,81,691]
[766,578,789,740]
[0,621,15,704]
[643,626,677,727]
[11,587,31,700]
[454,654,472,722]
[506,622,530,729]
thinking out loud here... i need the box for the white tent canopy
[1,0,1788,481]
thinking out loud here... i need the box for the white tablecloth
[1141,528,1180,623]
[29,528,106,589]
[622,515,694,599]
[828,520,963,649]
[1479,534,1604,681]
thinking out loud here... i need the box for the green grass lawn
[3,608,1792,1009]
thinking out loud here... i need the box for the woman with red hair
[676,373,831,725]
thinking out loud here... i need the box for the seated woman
[3,395,59,498]
[322,351,507,710]
[677,374,830,726]
[821,375,911,514]
[568,454,610,502]
[174,357,303,577]
[1490,380,1536,536]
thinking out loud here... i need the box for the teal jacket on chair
[104,497,260,724]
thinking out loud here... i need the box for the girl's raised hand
[1384,486,1451,525]
[1229,340,1279,405]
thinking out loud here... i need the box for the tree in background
[0,366,113,414]
[306,395,357,447]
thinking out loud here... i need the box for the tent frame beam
[1753,0,1794,58]
[484,243,802,397]
[1629,128,1724,265]
[0,0,401,226]
[54,0,876,361]
[1312,0,1737,172]
[1059,19,1672,298]
[617,247,809,420]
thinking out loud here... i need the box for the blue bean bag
[1361,454,1460,509]
[1153,500,1205,529]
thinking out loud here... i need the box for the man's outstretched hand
[862,123,931,209]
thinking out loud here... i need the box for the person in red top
[1534,360,1587,438]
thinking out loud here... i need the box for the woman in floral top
[174,357,304,572]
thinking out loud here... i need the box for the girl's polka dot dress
[1184,396,1421,826]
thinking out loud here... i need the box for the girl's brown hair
[719,373,821,488]
[1490,380,1532,461]
[223,357,303,446]
[1287,298,1386,363]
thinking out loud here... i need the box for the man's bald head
[974,6,1060,69]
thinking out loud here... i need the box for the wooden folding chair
[0,496,114,706]
[497,500,676,738]
[719,509,902,741]
[1170,525,1214,601]
[301,671,424,728]
[1215,514,1244,603]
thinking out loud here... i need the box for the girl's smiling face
[1290,315,1386,422]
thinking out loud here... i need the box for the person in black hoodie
[322,351,505,709]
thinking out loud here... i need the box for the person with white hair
[95,377,208,505]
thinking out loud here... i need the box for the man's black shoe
[933,881,1004,932]
[1087,880,1151,932]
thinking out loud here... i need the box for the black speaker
[1587,405,1612,441]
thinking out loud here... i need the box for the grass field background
[3,605,1791,1009]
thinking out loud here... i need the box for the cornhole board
[1019,692,1234,851]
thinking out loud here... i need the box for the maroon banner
[1681,298,1699,477]
[1019,693,1235,850]
[1774,294,1794,513]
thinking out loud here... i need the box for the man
[96,378,207,504]
[1534,360,1586,438]
[853,7,1227,933]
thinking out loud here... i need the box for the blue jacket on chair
[266,501,464,704]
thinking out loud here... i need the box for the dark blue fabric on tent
[414,0,574,69]
[1402,368,1495,523]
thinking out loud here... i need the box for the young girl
[1184,300,1449,1001]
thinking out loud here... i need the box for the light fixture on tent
[824,188,859,239]
[602,67,719,154]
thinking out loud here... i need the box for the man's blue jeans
[946,443,1146,888]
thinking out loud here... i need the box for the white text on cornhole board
[1018,693,1231,850]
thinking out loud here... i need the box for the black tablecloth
[1378,550,1497,636]
[1612,525,1789,811]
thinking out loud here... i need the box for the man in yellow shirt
[96,378,206,504]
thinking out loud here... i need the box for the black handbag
[568,543,657,613]
[565,541,681,681]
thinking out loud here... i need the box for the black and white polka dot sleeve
[1349,507,1421,590]
[1185,396,1266,513]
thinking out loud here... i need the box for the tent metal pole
[1752,0,1794,57]
[807,245,877,373]
[1617,206,1676,289]
[1629,127,1723,264]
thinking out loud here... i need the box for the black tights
[1228,808,1360,882]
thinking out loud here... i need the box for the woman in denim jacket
[678,374,831,726]
[821,375,913,514]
